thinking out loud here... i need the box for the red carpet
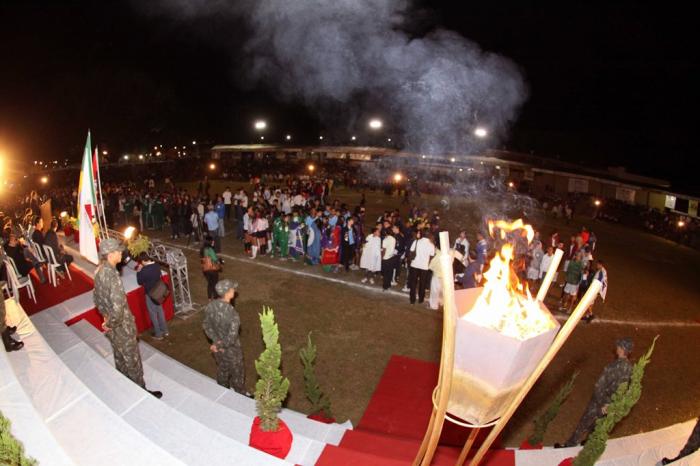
[316,355,514,466]
[66,278,175,334]
[16,264,174,334]
[18,265,94,315]
[359,355,501,448]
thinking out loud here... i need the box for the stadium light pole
[254,119,267,143]
[368,118,384,146]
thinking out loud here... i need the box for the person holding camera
[136,252,169,340]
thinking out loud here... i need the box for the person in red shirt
[581,226,590,245]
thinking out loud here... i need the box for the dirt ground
[140,181,700,446]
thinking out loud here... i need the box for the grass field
[140,180,700,446]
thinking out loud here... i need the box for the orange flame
[464,219,555,340]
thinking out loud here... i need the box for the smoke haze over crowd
[142,0,528,155]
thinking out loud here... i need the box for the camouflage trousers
[108,330,146,388]
[214,345,245,394]
[566,401,603,446]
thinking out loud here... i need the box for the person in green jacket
[560,251,583,313]
[271,214,290,259]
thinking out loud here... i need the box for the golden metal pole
[456,428,480,466]
[469,280,603,466]
[536,248,563,302]
[413,232,458,466]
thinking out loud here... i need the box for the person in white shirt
[281,195,292,215]
[527,241,544,289]
[242,207,253,255]
[428,247,464,310]
[292,192,305,207]
[539,246,556,284]
[360,228,382,284]
[453,231,470,257]
[380,231,397,290]
[408,230,435,304]
[222,187,232,220]
[583,260,608,323]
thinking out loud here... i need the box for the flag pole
[93,146,108,239]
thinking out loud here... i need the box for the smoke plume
[141,0,528,155]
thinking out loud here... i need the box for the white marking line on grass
[553,315,700,328]
[163,241,700,328]
[166,242,407,299]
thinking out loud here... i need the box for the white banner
[665,195,676,209]
[568,178,589,193]
[615,187,636,204]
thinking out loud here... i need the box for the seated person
[460,250,482,290]
[44,219,74,271]
[3,233,47,283]
[31,217,45,246]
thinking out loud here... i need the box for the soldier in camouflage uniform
[560,338,634,447]
[93,238,162,398]
[1,296,23,351]
[202,279,246,394]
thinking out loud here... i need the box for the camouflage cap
[615,337,634,354]
[99,238,123,256]
[215,279,238,297]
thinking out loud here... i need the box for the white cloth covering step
[71,317,352,445]
[67,318,348,465]
[4,301,182,466]
[514,417,700,466]
[0,340,75,465]
[31,311,291,466]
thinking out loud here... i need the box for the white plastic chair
[43,245,72,287]
[29,240,47,264]
[4,259,36,303]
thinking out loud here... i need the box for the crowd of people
[3,160,700,464]
[131,171,608,322]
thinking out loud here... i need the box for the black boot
[147,389,163,399]
[2,328,24,352]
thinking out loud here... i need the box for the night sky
[0,1,698,189]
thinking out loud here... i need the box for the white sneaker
[361,278,368,283]
[369,278,375,285]
[391,281,398,286]
[401,286,409,292]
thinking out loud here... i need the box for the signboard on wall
[615,187,636,204]
[689,200,698,218]
[568,178,589,193]
[665,195,676,209]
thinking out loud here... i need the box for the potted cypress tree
[559,336,658,466]
[249,306,293,459]
[299,332,335,423]
[521,371,578,449]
